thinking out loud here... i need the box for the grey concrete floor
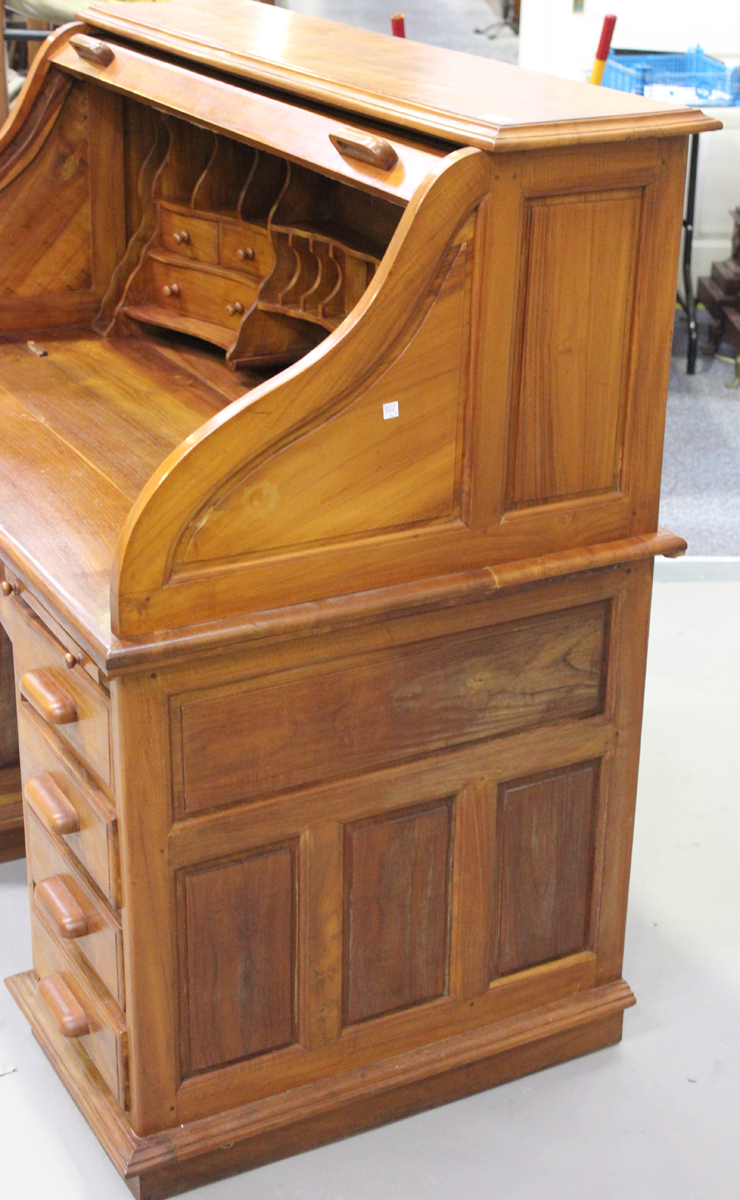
[2,580,738,1199]
[661,312,740,556]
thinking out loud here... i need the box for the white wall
[519,1,740,280]
[519,0,740,82]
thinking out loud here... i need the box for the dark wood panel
[182,844,296,1075]
[179,602,608,812]
[0,624,18,766]
[344,800,452,1025]
[492,761,598,977]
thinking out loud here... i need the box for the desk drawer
[220,221,274,280]
[159,205,219,264]
[146,255,257,331]
[13,601,112,789]
[20,704,119,907]
[27,808,124,1008]
[32,905,127,1106]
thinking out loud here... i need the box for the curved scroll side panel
[112,148,490,636]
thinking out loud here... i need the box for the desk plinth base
[7,969,634,1199]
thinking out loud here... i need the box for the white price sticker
[382,401,399,420]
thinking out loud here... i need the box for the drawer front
[32,905,127,1106]
[159,206,219,264]
[12,602,111,788]
[148,255,258,331]
[27,808,124,1008]
[20,704,119,907]
[220,221,274,280]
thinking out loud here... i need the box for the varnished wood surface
[8,964,633,1198]
[0,10,707,1192]
[80,0,720,150]
[0,331,246,654]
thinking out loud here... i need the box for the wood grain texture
[492,762,599,977]
[177,602,607,811]
[27,807,124,1006]
[0,7,698,1190]
[7,964,634,1199]
[180,844,296,1075]
[20,703,119,906]
[343,801,452,1024]
[80,0,719,149]
[0,79,92,301]
[508,189,640,508]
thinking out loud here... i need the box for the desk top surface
[81,0,719,149]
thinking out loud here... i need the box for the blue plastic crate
[602,46,739,106]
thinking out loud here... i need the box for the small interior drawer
[12,600,112,789]
[159,205,219,264]
[27,808,125,1008]
[220,221,274,280]
[20,704,119,907]
[32,904,127,1107]
[146,254,258,331]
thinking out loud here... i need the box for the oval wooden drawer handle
[38,974,90,1039]
[163,283,181,297]
[226,301,244,316]
[70,34,115,68]
[35,877,89,939]
[329,130,398,172]
[173,230,190,245]
[25,774,80,836]
[20,669,78,725]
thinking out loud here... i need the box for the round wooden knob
[163,284,181,297]
[173,230,190,245]
[226,301,245,316]
[237,247,255,261]
[1,580,13,596]
[64,652,78,670]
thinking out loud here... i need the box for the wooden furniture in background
[0,3,717,1194]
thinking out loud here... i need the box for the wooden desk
[0,4,717,1194]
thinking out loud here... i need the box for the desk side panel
[112,136,685,637]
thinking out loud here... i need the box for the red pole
[590,13,617,85]
[391,13,406,37]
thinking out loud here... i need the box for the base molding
[6,969,634,1199]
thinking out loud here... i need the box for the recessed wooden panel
[0,79,92,299]
[343,800,452,1025]
[491,762,599,978]
[178,602,608,812]
[508,189,641,508]
[182,844,295,1075]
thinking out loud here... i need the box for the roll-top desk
[0,4,718,1195]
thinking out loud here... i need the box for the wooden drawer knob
[70,34,115,69]
[20,669,78,725]
[25,774,80,836]
[1,579,14,595]
[163,283,181,297]
[329,129,398,172]
[237,247,255,261]
[35,877,89,939]
[38,974,90,1038]
[226,301,244,316]
[173,230,190,245]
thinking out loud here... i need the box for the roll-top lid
[80,0,720,150]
